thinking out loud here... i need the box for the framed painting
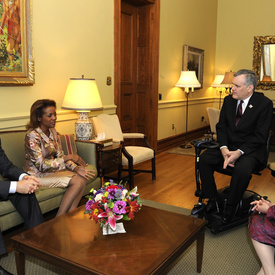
[0,0,34,85]
[182,45,204,88]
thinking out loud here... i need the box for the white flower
[94,193,103,202]
[122,189,128,196]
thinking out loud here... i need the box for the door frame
[114,0,160,150]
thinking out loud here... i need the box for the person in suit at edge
[0,139,44,275]
[199,69,273,223]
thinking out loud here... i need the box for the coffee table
[12,205,207,275]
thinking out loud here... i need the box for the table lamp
[175,71,201,149]
[211,74,225,109]
[62,75,103,140]
[221,71,235,94]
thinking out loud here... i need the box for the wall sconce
[62,75,103,140]
[221,71,235,94]
[211,74,225,109]
[175,71,201,149]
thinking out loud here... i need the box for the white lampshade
[62,76,103,141]
[175,71,201,88]
[211,74,225,87]
[62,76,103,111]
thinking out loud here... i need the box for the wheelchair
[190,137,266,234]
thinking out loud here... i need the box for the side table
[94,142,122,184]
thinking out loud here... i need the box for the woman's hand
[250,198,271,214]
[64,154,87,166]
[74,166,96,180]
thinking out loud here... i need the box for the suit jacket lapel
[231,97,238,126]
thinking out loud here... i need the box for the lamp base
[75,112,92,140]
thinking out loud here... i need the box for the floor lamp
[175,71,201,149]
[211,74,225,109]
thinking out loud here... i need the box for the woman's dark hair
[26,99,56,130]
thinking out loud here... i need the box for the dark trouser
[0,193,44,255]
[199,148,262,206]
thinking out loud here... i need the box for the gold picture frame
[0,0,34,85]
[253,35,275,90]
[182,45,204,88]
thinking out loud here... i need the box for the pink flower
[98,203,123,230]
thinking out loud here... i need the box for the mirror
[253,35,275,90]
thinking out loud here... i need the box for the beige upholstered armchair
[206,107,220,140]
[92,114,156,189]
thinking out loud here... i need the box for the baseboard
[157,126,210,153]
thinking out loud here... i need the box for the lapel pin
[249,104,253,109]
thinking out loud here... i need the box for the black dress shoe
[206,199,219,214]
[0,265,13,275]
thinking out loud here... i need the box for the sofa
[0,130,101,232]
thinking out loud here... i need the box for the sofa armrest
[75,140,97,167]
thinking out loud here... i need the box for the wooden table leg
[14,249,25,275]
[196,230,205,273]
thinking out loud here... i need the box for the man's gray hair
[234,69,258,91]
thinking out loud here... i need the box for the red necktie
[235,100,243,126]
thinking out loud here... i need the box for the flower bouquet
[84,180,142,232]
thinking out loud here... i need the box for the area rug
[1,199,260,275]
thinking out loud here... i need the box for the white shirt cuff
[9,181,17,193]
[9,173,28,194]
[238,149,244,155]
[19,173,28,181]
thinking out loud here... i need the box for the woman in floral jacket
[249,198,275,275]
[23,99,96,217]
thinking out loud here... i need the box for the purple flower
[113,201,127,214]
[107,188,118,199]
[85,200,94,211]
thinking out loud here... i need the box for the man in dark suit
[199,69,273,223]
[0,140,44,275]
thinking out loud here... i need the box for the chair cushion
[58,134,77,155]
[122,146,154,165]
[92,114,124,142]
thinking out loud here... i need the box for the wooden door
[114,0,160,150]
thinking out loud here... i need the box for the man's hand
[221,148,242,169]
[17,175,42,194]
[22,174,41,184]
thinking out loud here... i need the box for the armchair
[91,114,156,189]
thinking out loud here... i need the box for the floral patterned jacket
[23,127,77,177]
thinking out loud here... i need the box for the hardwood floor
[122,151,275,210]
[3,150,275,254]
